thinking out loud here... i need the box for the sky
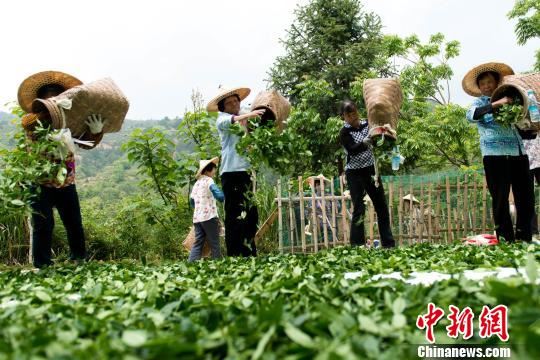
[0,0,538,120]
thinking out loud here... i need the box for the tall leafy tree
[269,0,392,119]
[508,0,540,70]
[351,33,481,172]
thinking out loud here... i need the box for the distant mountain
[0,111,15,122]
[0,116,186,179]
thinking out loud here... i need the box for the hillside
[0,113,187,201]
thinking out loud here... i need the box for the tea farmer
[339,99,395,248]
[206,86,265,256]
[304,175,338,242]
[464,62,536,242]
[403,194,425,241]
[188,157,224,261]
[18,71,106,267]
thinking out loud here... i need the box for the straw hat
[462,62,514,97]
[206,86,250,112]
[306,174,331,186]
[196,157,219,178]
[21,113,40,131]
[403,194,420,203]
[18,71,83,113]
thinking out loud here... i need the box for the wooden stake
[398,178,403,247]
[277,179,283,253]
[288,180,295,253]
[340,175,349,244]
[330,177,338,248]
[298,176,306,253]
[446,176,451,243]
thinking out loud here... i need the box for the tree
[508,0,540,70]
[121,89,221,231]
[269,0,392,119]
[351,33,481,172]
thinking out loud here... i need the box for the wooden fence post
[298,176,306,253]
[277,179,283,253]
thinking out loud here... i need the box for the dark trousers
[483,155,534,242]
[221,171,258,256]
[346,167,395,248]
[31,184,86,267]
[189,217,221,262]
[532,168,540,235]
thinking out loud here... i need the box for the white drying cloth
[343,267,539,286]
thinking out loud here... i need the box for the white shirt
[190,176,219,223]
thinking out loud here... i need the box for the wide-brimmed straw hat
[196,157,219,178]
[306,174,331,187]
[21,113,40,131]
[403,194,420,203]
[17,71,83,113]
[462,62,514,97]
[206,86,250,112]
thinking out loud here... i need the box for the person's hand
[249,109,265,118]
[85,114,105,134]
[492,96,513,108]
[238,118,248,127]
[362,137,372,147]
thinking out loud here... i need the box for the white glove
[47,128,76,160]
[85,114,105,134]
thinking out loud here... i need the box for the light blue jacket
[216,112,250,174]
[466,96,525,157]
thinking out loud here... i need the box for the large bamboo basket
[182,226,211,258]
[363,78,403,140]
[31,78,129,139]
[250,89,291,132]
[491,73,540,131]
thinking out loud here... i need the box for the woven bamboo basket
[182,226,211,258]
[363,78,403,140]
[31,78,129,139]
[491,73,540,131]
[250,89,291,132]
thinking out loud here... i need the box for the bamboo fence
[274,173,539,254]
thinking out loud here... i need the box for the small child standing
[189,157,224,261]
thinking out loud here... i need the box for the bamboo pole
[472,173,478,234]
[398,178,404,247]
[339,175,349,244]
[320,179,329,249]
[310,182,319,253]
[463,174,469,237]
[277,179,283,253]
[419,180,424,244]
[435,177,441,244]
[446,176,452,243]
[288,180,295,253]
[427,182,432,243]
[409,179,414,246]
[330,177,338,248]
[455,175,461,240]
[298,176,306,253]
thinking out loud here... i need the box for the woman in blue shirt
[464,62,536,243]
[206,87,265,257]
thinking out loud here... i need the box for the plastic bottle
[527,89,540,123]
[391,146,401,171]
